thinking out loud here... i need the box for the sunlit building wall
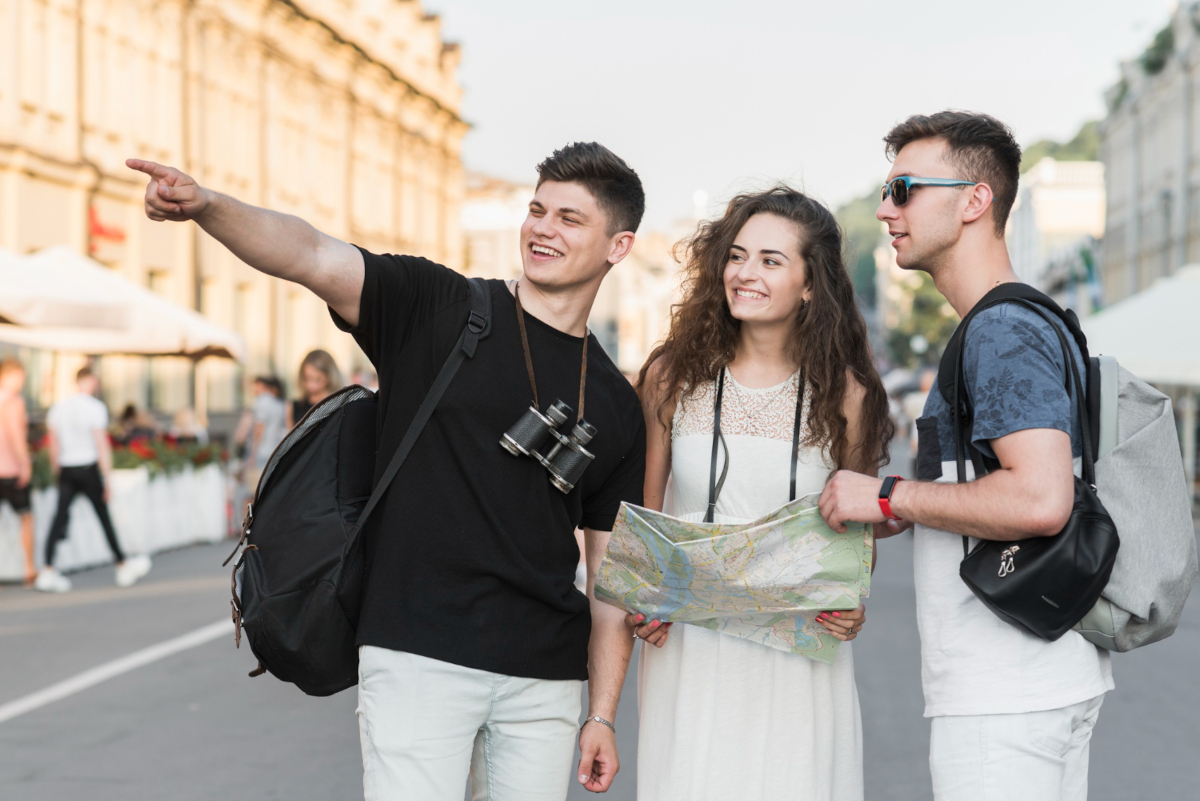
[0,0,466,419]
[1100,2,1200,305]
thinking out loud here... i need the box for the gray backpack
[940,283,1198,651]
[1073,356,1198,651]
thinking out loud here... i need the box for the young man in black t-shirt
[128,143,647,799]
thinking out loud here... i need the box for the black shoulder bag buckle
[942,287,1119,642]
[335,277,492,625]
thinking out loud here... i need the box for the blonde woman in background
[286,349,344,429]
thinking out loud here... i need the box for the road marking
[0,575,228,614]
[0,618,231,725]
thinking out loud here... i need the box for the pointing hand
[126,159,211,222]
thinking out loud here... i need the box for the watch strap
[879,475,903,520]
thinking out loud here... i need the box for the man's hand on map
[817,603,866,640]
[625,612,673,647]
[819,470,891,532]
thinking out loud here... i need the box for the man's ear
[607,232,636,266]
[961,183,995,228]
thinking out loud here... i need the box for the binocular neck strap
[514,282,589,420]
[706,367,806,523]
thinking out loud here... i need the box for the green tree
[887,272,960,368]
[836,190,882,307]
[1020,121,1099,173]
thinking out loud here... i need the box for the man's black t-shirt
[331,248,646,681]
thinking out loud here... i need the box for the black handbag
[950,297,1119,642]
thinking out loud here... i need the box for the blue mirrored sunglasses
[881,176,977,206]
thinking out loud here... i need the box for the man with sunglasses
[819,111,1111,801]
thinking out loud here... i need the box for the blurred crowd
[0,348,377,588]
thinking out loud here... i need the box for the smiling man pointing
[128,142,647,800]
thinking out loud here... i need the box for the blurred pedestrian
[169,407,209,445]
[820,111,1111,801]
[0,358,36,584]
[631,187,892,801]
[243,376,285,490]
[286,349,343,428]
[902,368,935,452]
[349,368,378,393]
[38,367,151,593]
[116,402,160,444]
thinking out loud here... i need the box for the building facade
[1100,2,1200,306]
[461,171,533,282]
[0,0,466,418]
[1008,157,1105,312]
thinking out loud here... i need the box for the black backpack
[227,278,492,696]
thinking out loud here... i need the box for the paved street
[1,532,1197,800]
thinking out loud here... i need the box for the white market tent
[1081,265,1200,495]
[0,246,244,361]
[1082,265,1200,387]
[0,246,129,330]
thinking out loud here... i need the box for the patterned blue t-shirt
[916,303,1086,480]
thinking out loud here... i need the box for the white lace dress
[637,369,864,801]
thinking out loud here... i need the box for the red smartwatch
[878,475,903,520]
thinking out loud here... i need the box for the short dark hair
[536,142,645,235]
[883,111,1021,237]
[254,375,283,398]
[76,366,95,382]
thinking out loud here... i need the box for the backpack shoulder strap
[937,282,1099,463]
[348,277,492,542]
[937,283,1085,407]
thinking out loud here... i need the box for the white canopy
[1080,266,1200,388]
[0,247,128,329]
[0,246,244,361]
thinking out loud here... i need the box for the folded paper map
[595,495,872,664]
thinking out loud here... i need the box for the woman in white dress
[630,186,894,801]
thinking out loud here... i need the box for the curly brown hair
[637,186,893,472]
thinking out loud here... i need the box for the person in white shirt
[819,111,1111,801]
[240,375,286,490]
[36,367,151,593]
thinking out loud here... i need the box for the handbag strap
[951,297,1094,558]
[705,367,805,523]
[344,277,492,552]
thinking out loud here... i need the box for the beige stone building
[1007,158,1106,312]
[1100,2,1200,305]
[461,171,534,282]
[0,0,466,419]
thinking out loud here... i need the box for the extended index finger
[125,158,172,180]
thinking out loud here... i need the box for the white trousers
[930,694,1105,801]
[356,646,583,801]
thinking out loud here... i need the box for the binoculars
[500,399,597,494]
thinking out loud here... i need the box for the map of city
[595,495,873,664]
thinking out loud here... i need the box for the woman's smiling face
[723,212,811,326]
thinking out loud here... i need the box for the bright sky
[425,0,1178,230]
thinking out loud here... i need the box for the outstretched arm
[126,159,364,325]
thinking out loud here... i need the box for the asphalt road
[1,532,1198,800]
